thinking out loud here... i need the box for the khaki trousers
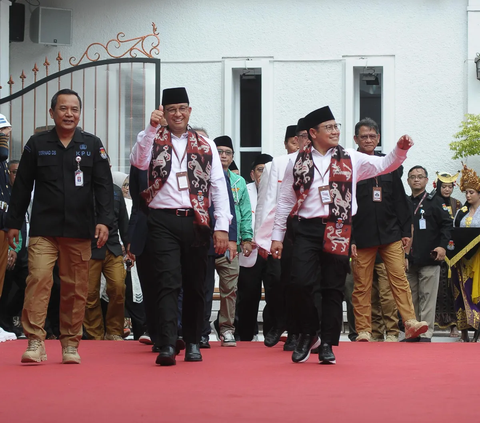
[215,255,239,334]
[371,263,399,339]
[22,236,91,347]
[352,240,416,334]
[406,264,440,338]
[84,250,126,339]
[0,230,8,298]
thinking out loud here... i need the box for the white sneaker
[221,330,237,347]
[0,327,17,342]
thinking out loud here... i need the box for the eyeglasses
[217,149,233,156]
[319,123,341,133]
[165,106,189,115]
[358,134,378,141]
[408,175,427,181]
[297,133,309,139]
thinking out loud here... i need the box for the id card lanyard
[315,162,332,204]
[173,143,188,191]
[75,156,83,187]
[414,191,428,230]
[372,177,382,202]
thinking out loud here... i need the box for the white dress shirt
[130,124,230,232]
[254,152,297,252]
[271,145,408,242]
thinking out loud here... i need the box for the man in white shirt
[236,153,276,342]
[130,87,230,366]
[255,120,308,350]
[271,106,417,364]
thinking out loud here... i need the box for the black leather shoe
[152,344,160,353]
[418,337,431,342]
[292,333,320,363]
[264,328,284,347]
[283,333,298,351]
[185,343,203,362]
[175,337,186,355]
[318,343,336,364]
[199,335,211,349]
[155,345,176,366]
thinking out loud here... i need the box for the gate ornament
[69,22,160,66]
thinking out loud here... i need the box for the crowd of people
[0,86,479,366]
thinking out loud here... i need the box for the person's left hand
[95,224,109,248]
[6,250,17,270]
[213,230,228,255]
[433,246,446,261]
[397,135,414,150]
[242,241,253,257]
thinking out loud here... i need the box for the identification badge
[75,169,84,187]
[319,186,332,204]
[419,217,426,230]
[176,172,189,191]
[372,186,382,202]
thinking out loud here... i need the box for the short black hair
[50,89,82,111]
[355,117,379,136]
[408,165,428,178]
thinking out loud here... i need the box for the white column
[467,0,480,113]
[0,0,11,101]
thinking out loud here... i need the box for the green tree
[450,114,480,159]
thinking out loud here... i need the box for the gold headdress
[459,163,480,192]
[433,171,459,189]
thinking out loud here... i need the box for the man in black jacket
[406,165,453,341]
[351,118,428,342]
[84,181,129,341]
[6,89,114,364]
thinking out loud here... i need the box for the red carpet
[0,340,478,422]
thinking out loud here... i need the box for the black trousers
[148,209,208,347]
[291,218,349,345]
[236,255,282,341]
[135,243,157,343]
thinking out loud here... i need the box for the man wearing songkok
[130,87,230,365]
[255,120,309,350]
[271,105,422,364]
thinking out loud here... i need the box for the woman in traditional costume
[450,164,480,342]
[433,172,461,336]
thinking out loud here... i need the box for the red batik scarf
[290,141,353,257]
[141,126,212,234]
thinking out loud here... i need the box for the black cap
[303,106,335,130]
[229,160,238,171]
[284,125,297,141]
[296,118,307,133]
[251,153,273,171]
[214,135,234,153]
[162,87,189,106]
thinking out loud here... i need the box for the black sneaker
[318,343,336,364]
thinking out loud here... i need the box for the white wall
[6,0,474,194]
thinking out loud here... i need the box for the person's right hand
[271,240,283,260]
[6,229,19,250]
[150,105,166,127]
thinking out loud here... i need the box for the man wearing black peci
[130,87,230,365]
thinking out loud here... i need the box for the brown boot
[21,339,47,363]
[62,345,81,364]
[404,319,428,339]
